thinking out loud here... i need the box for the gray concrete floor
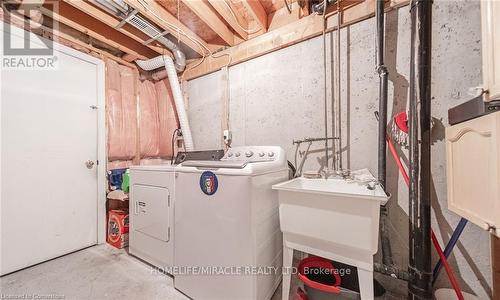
[0,245,187,300]
[0,245,405,300]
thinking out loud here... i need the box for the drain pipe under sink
[375,0,394,270]
[135,55,194,151]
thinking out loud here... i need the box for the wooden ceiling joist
[181,0,235,46]
[207,0,248,40]
[5,0,415,78]
[324,0,369,17]
[241,0,268,32]
[122,0,214,57]
[63,0,166,55]
[0,7,136,67]
[183,0,409,80]
[33,1,158,61]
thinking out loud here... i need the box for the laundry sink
[272,169,388,264]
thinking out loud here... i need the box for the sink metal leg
[282,245,293,300]
[358,267,374,300]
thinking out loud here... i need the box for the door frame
[0,21,107,246]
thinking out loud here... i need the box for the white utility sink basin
[272,169,388,300]
[273,173,388,201]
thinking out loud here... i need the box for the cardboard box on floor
[107,210,129,249]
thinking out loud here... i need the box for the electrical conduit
[135,55,194,151]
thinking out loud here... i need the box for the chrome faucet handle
[366,180,380,190]
[332,169,352,180]
[341,169,351,179]
[320,168,332,179]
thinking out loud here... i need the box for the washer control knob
[259,152,265,157]
[227,152,233,157]
[235,152,241,157]
[268,152,275,157]
[245,151,253,158]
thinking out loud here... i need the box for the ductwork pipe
[136,55,194,151]
[93,0,186,72]
[162,45,186,73]
[139,69,168,82]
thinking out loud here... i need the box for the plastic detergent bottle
[121,169,130,193]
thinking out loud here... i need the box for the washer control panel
[223,146,281,163]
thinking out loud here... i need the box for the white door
[0,23,103,275]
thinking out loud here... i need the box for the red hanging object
[394,111,409,134]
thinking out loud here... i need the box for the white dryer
[129,164,175,269]
[129,151,225,270]
[174,146,289,300]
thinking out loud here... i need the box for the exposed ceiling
[0,0,410,79]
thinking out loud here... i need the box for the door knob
[483,222,496,234]
[85,160,95,169]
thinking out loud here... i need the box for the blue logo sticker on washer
[200,171,218,195]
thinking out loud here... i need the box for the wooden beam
[324,0,369,17]
[122,0,213,56]
[240,0,268,32]
[37,1,159,60]
[267,1,300,32]
[63,0,166,55]
[181,0,234,46]
[0,7,136,67]
[207,0,248,40]
[183,0,409,80]
[17,0,44,23]
[299,0,311,18]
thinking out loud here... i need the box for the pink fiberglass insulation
[106,59,137,161]
[108,160,133,170]
[138,80,160,158]
[106,59,125,161]
[106,59,179,163]
[156,79,179,158]
[118,65,137,159]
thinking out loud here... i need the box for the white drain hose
[135,55,194,151]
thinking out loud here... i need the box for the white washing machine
[174,146,289,300]
[129,164,176,269]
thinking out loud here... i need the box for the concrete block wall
[186,0,491,297]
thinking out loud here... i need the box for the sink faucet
[340,169,351,180]
[321,168,352,180]
[367,180,381,190]
[320,168,333,179]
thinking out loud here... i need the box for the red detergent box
[107,210,129,249]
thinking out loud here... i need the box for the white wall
[186,0,491,297]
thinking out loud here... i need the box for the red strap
[387,135,410,185]
[432,232,465,300]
